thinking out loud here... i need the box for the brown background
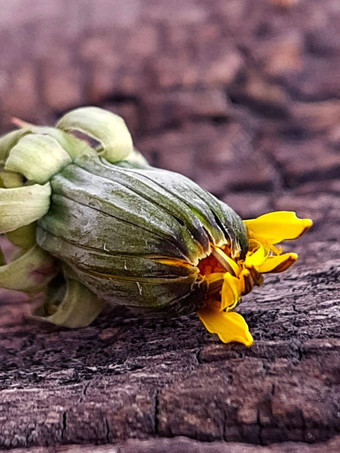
[0,0,339,451]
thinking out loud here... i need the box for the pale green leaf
[5,134,72,184]
[5,222,37,250]
[35,277,104,328]
[56,106,133,163]
[115,148,150,169]
[0,182,51,233]
[22,126,95,160]
[0,245,5,266]
[0,129,30,165]
[0,244,57,293]
[0,169,24,188]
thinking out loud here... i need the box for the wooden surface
[0,233,339,450]
[0,0,340,450]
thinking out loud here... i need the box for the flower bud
[0,107,312,344]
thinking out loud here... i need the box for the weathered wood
[7,435,340,453]
[0,209,339,450]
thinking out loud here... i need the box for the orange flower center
[198,252,226,276]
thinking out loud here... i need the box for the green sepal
[77,155,244,254]
[34,274,104,328]
[5,223,37,250]
[0,170,24,188]
[37,224,198,279]
[126,165,248,256]
[56,106,133,163]
[50,161,207,263]
[5,134,72,184]
[66,263,203,312]
[37,195,188,260]
[0,182,51,233]
[75,156,214,256]
[0,244,58,293]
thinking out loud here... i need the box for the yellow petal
[205,272,225,286]
[240,268,254,294]
[221,273,243,310]
[197,306,253,346]
[244,211,312,244]
[245,244,268,268]
[205,272,225,302]
[256,252,298,273]
[212,246,240,276]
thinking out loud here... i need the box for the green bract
[0,107,247,327]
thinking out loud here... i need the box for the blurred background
[0,0,339,262]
